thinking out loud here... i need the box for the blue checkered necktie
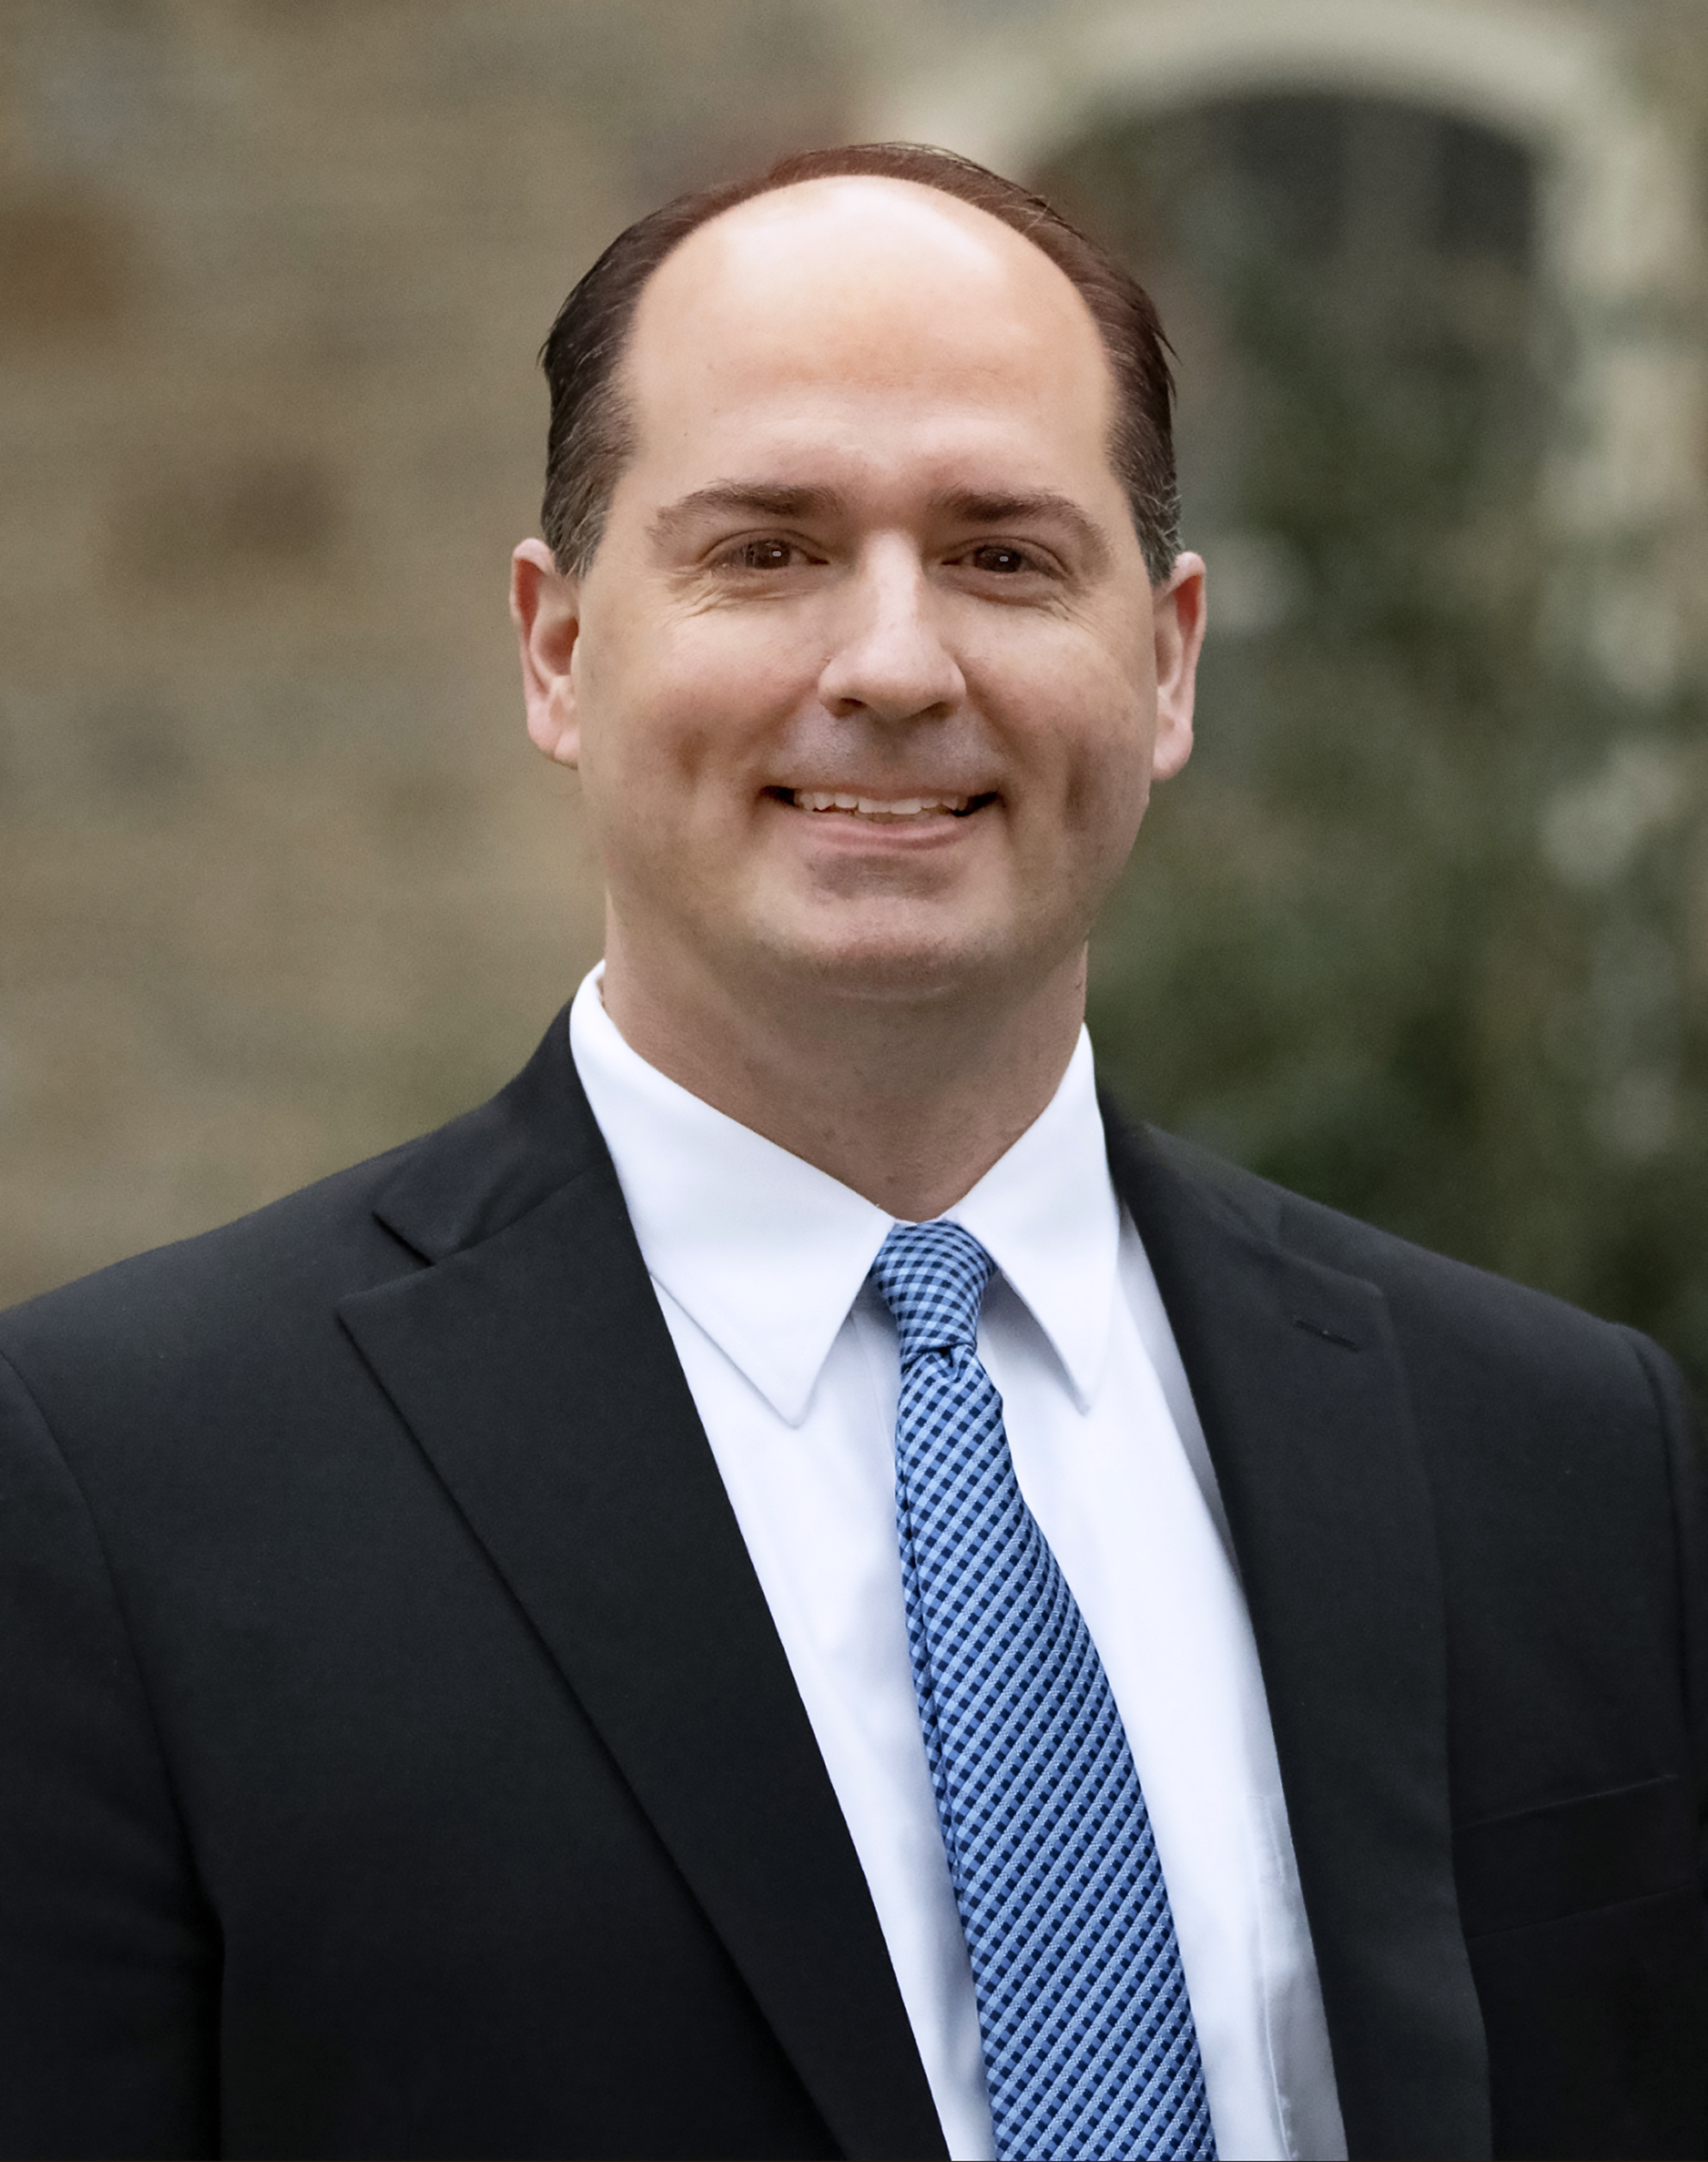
[871,1219,1216,2162]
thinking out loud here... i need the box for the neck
[598,927,1088,1222]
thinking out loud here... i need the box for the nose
[817,540,966,724]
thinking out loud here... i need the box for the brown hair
[538,143,1182,584]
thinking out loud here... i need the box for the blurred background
[3,0,1707,1389]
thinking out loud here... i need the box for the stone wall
[0,0,850,1298]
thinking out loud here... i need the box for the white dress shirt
[570,967,1346,2162]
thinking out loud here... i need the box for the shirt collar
[569,966,1120,1424]
[941,1036,1119,1412]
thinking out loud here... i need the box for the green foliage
[1044,101,1708,1396]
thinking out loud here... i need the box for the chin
[748,912,1027,1008]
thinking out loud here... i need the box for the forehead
[618,177,1120,486]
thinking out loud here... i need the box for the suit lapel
[331,1009,1490,2159]
[1108,1116,1491,2161]
[338,1018,946,2162]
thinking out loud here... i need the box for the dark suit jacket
[1,1010,1703,2161]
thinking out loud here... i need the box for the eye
[962,543,1044,576]
[720,536,808,571]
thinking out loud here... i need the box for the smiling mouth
[771,788,997,821]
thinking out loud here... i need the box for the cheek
[1067,715,1154,828]
[1013,664,1156,839]
[971,608,1154,790]
[589,614,806,796]
[574,641,710,809]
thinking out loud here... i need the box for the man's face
[515,177,1202,1017]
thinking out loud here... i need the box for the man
[0,142,1702,2162]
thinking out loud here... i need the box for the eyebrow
[649,484,837,548]
[931,489,1111,570]
[649,481,1112,569]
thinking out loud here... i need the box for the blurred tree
[1039,97,1708,1395]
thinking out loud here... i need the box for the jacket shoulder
[0,1132,426,1384]
[0,1005,592,1384]
[1134,1123,1659,1399]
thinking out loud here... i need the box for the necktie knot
[871,1219,995,1368]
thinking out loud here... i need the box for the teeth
[792,791,972,816]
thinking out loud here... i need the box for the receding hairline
[608,169,1124,494]
[630,169,1111,348]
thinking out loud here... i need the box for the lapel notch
[341,1024,947,2161]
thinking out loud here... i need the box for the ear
[1150,550,1206,783]
[510,538,584,768]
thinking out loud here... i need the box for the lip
[765,786,998,824]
